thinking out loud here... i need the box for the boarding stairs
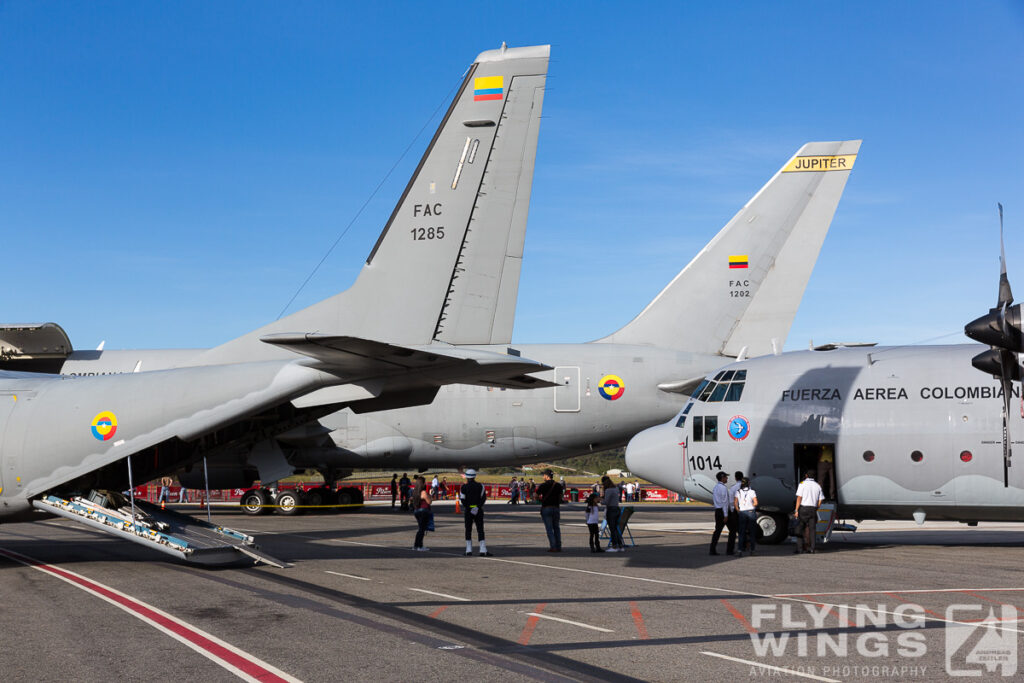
[34,492,288,567]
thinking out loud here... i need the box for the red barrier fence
[136,483,678,503]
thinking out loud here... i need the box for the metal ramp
[816,501,838,544]
[34,494,289,568]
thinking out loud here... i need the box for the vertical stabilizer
[596,140,861,357]
[201,45,550,365]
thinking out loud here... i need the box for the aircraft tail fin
[201,45,549,365]
[596,140,861,357]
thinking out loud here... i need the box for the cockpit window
[714,371,726,380]
[698,382,717,402]
[720,370,735,382]
[709,383,729,402]
[725,383,744,401]
[675,414,687,428]
[693,416,703,441]
[733,370,747,381]
[682,402,693,415]
[691,380,709,399]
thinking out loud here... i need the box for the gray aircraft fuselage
[626,343,1024,524]
[57,344,717,473]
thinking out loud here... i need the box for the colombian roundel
[598,374,625,401]
[728,415,750,441]
[91,411,118,441]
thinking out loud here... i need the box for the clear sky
[3,2,1023,352]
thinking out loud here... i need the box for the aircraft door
[553,366,580,412]
[0,392,17,494]
[513,426,538,458]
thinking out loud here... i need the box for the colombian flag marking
[474,76,504,101]
[728,255,749,269]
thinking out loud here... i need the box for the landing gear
[276,490,302,516]
[756,512,789,544]
[241,489,271,516]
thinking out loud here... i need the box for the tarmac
[2,502,1023,682]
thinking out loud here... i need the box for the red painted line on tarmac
[429,605,450,619]
[960,590,1022,610]
[0,547,295,682]
[719,598,757,634]
[808,601,855,627]
[518,602,547,645]
[884,592,945,619]
[628,601,649,640]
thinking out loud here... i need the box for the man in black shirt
[399,473,411,511]
[459,469,492,556]
[536,469,564,552]
[390,474,398,509]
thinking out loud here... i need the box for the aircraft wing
[260,333,556,390]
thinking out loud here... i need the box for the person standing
[536,469,564,552]
[709,471,730,555]
[177,484,188,504]
[584,493,603,553]
[399,473,411,511]
[818,446,836,500]
[509,477,520,505]
[412,475,433,551]
[602,475,624,552]
[794,470,824,554]
[726,470,743,556]
[158,475,173,505]
[459,469,492,556]
[734,478,758,556]
[390,474,398,509]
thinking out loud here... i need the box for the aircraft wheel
[336,486,364,513]
[240,489,270,516]
[276,490,303,516]
[305,488,324,508]
[756,513,788,544]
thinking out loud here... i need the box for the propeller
[965,204,1022,487]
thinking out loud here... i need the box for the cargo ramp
[34,492,288,567]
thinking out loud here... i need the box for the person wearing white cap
[460,469,492,556]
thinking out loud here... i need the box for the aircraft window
[709,383,729,402]
[705,416,718,442]
[733,370,747,381]
[682,402,693,415]
[911,450,923,462]
[720,370,735,382]
[714,371,727,380]
[698,382,717,402]
[675,414,687,428]
[693,416,704,442]
[960,450,973,463]
[692,380,709,399]
[725,383,744,401]
[863,451,875,462]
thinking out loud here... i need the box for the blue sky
[3,2,1023,351]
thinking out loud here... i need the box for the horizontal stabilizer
[261,333,556,389]
[656,376,708,395]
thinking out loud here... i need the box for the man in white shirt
[709,472,730,555]
[794,471,825,554]
[625,482,635,502]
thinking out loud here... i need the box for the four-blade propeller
[965,204,1020,487]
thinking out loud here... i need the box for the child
[585,493,604,553]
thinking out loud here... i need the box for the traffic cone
[161,499,166,510]
[455,498,461,513]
